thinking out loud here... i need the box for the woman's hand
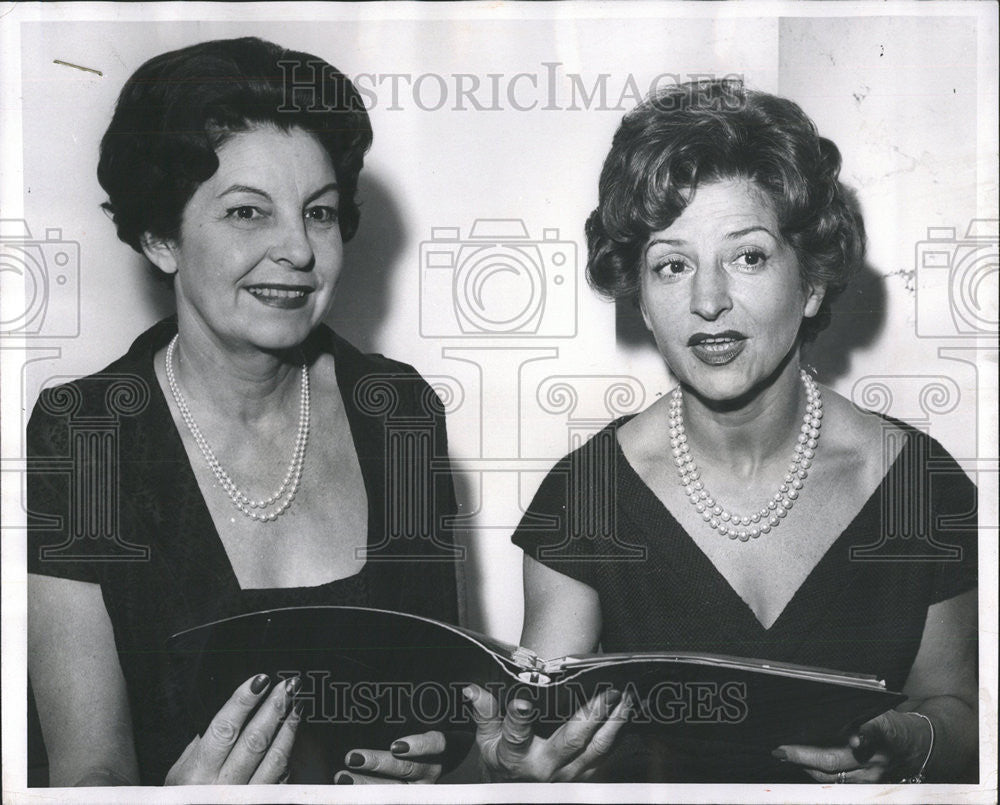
[773,710,932,784]
[334,730,474,784]
[165,674,302,785]
[464,683,631,782]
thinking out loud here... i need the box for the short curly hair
[585,79,865,340]
[98,37,373,259]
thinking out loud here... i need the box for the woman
[452,79,977,784]
[27,37,460,786]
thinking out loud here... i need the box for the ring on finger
[837,770,848,784]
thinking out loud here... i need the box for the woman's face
[639,178,825,401]
[145,125,343,355]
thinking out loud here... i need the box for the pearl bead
[667,370,820,543]
[166,335,308,523]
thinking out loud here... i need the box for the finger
[217,676,298,783]
[193,674,273,774]
[390,729,474,772]
[345,749,441,782]
[804,760,890,784]
[176,735,199,767]
[551,692,631,781]
[497,698,536,761]
[164,736,201,785]
[849,729,877,763]
[463,685,503,746]
[858,710,918,758]
[547,689,622,766]
[248,699,303,784]
[334,771,404,785]
[388,730,448,758]
[773,744,860,773]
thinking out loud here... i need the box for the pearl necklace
[668,369,822,542]
[165,334,310,522]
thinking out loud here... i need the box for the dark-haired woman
[27,37,459,786]
[457,80,978,784]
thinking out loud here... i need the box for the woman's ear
[803,283,826,319]
[140,234,178,276]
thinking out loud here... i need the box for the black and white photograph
[1,2,996,803]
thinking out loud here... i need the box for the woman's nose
[268,218,314,270]
[689,264,733,320]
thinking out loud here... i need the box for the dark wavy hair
[98,37,373,262]
[585,79,865,340]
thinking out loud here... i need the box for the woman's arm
[892,587,978,779]
[28,573,140,786]
[29,573,304,786]
[776,587,978,782]
[520,555,602,657]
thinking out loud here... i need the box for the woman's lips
[246,285,313,309]
[687,332,748,365]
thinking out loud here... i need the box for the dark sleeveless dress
[511,415,977,782]
[28,318,461,784]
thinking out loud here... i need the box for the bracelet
[899,712,934,783]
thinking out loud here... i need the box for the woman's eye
[226,206,263,222]
[652,258,692,279]
[306,206,339,225]
[733,249,767,270]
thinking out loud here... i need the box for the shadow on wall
[614,261,889,389]
[328,171,407,354]
[804,260,887,385]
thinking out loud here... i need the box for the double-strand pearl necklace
[668,369,822,542]
[165,334,310,522]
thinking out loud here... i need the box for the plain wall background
[8,8,997,644]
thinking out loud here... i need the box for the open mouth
[246,285,313,309]
[687,331,748,365]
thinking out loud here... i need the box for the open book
[168,605,904,767]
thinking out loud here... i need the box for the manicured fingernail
[606,689,623,707]
[462,686,475,702]
[285,676,301,696]
[391,740,409,756]
[292,700,304,718]
[347,752,365,768]
[511,700,532,716]
[251,674,270,694]
[771,748,787,760]
[337,774,354,784]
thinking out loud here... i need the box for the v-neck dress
[28,318,461,784]
[511,415,977,782]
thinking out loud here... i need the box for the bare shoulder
[617,393,671,467]
[818,384,908,483]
